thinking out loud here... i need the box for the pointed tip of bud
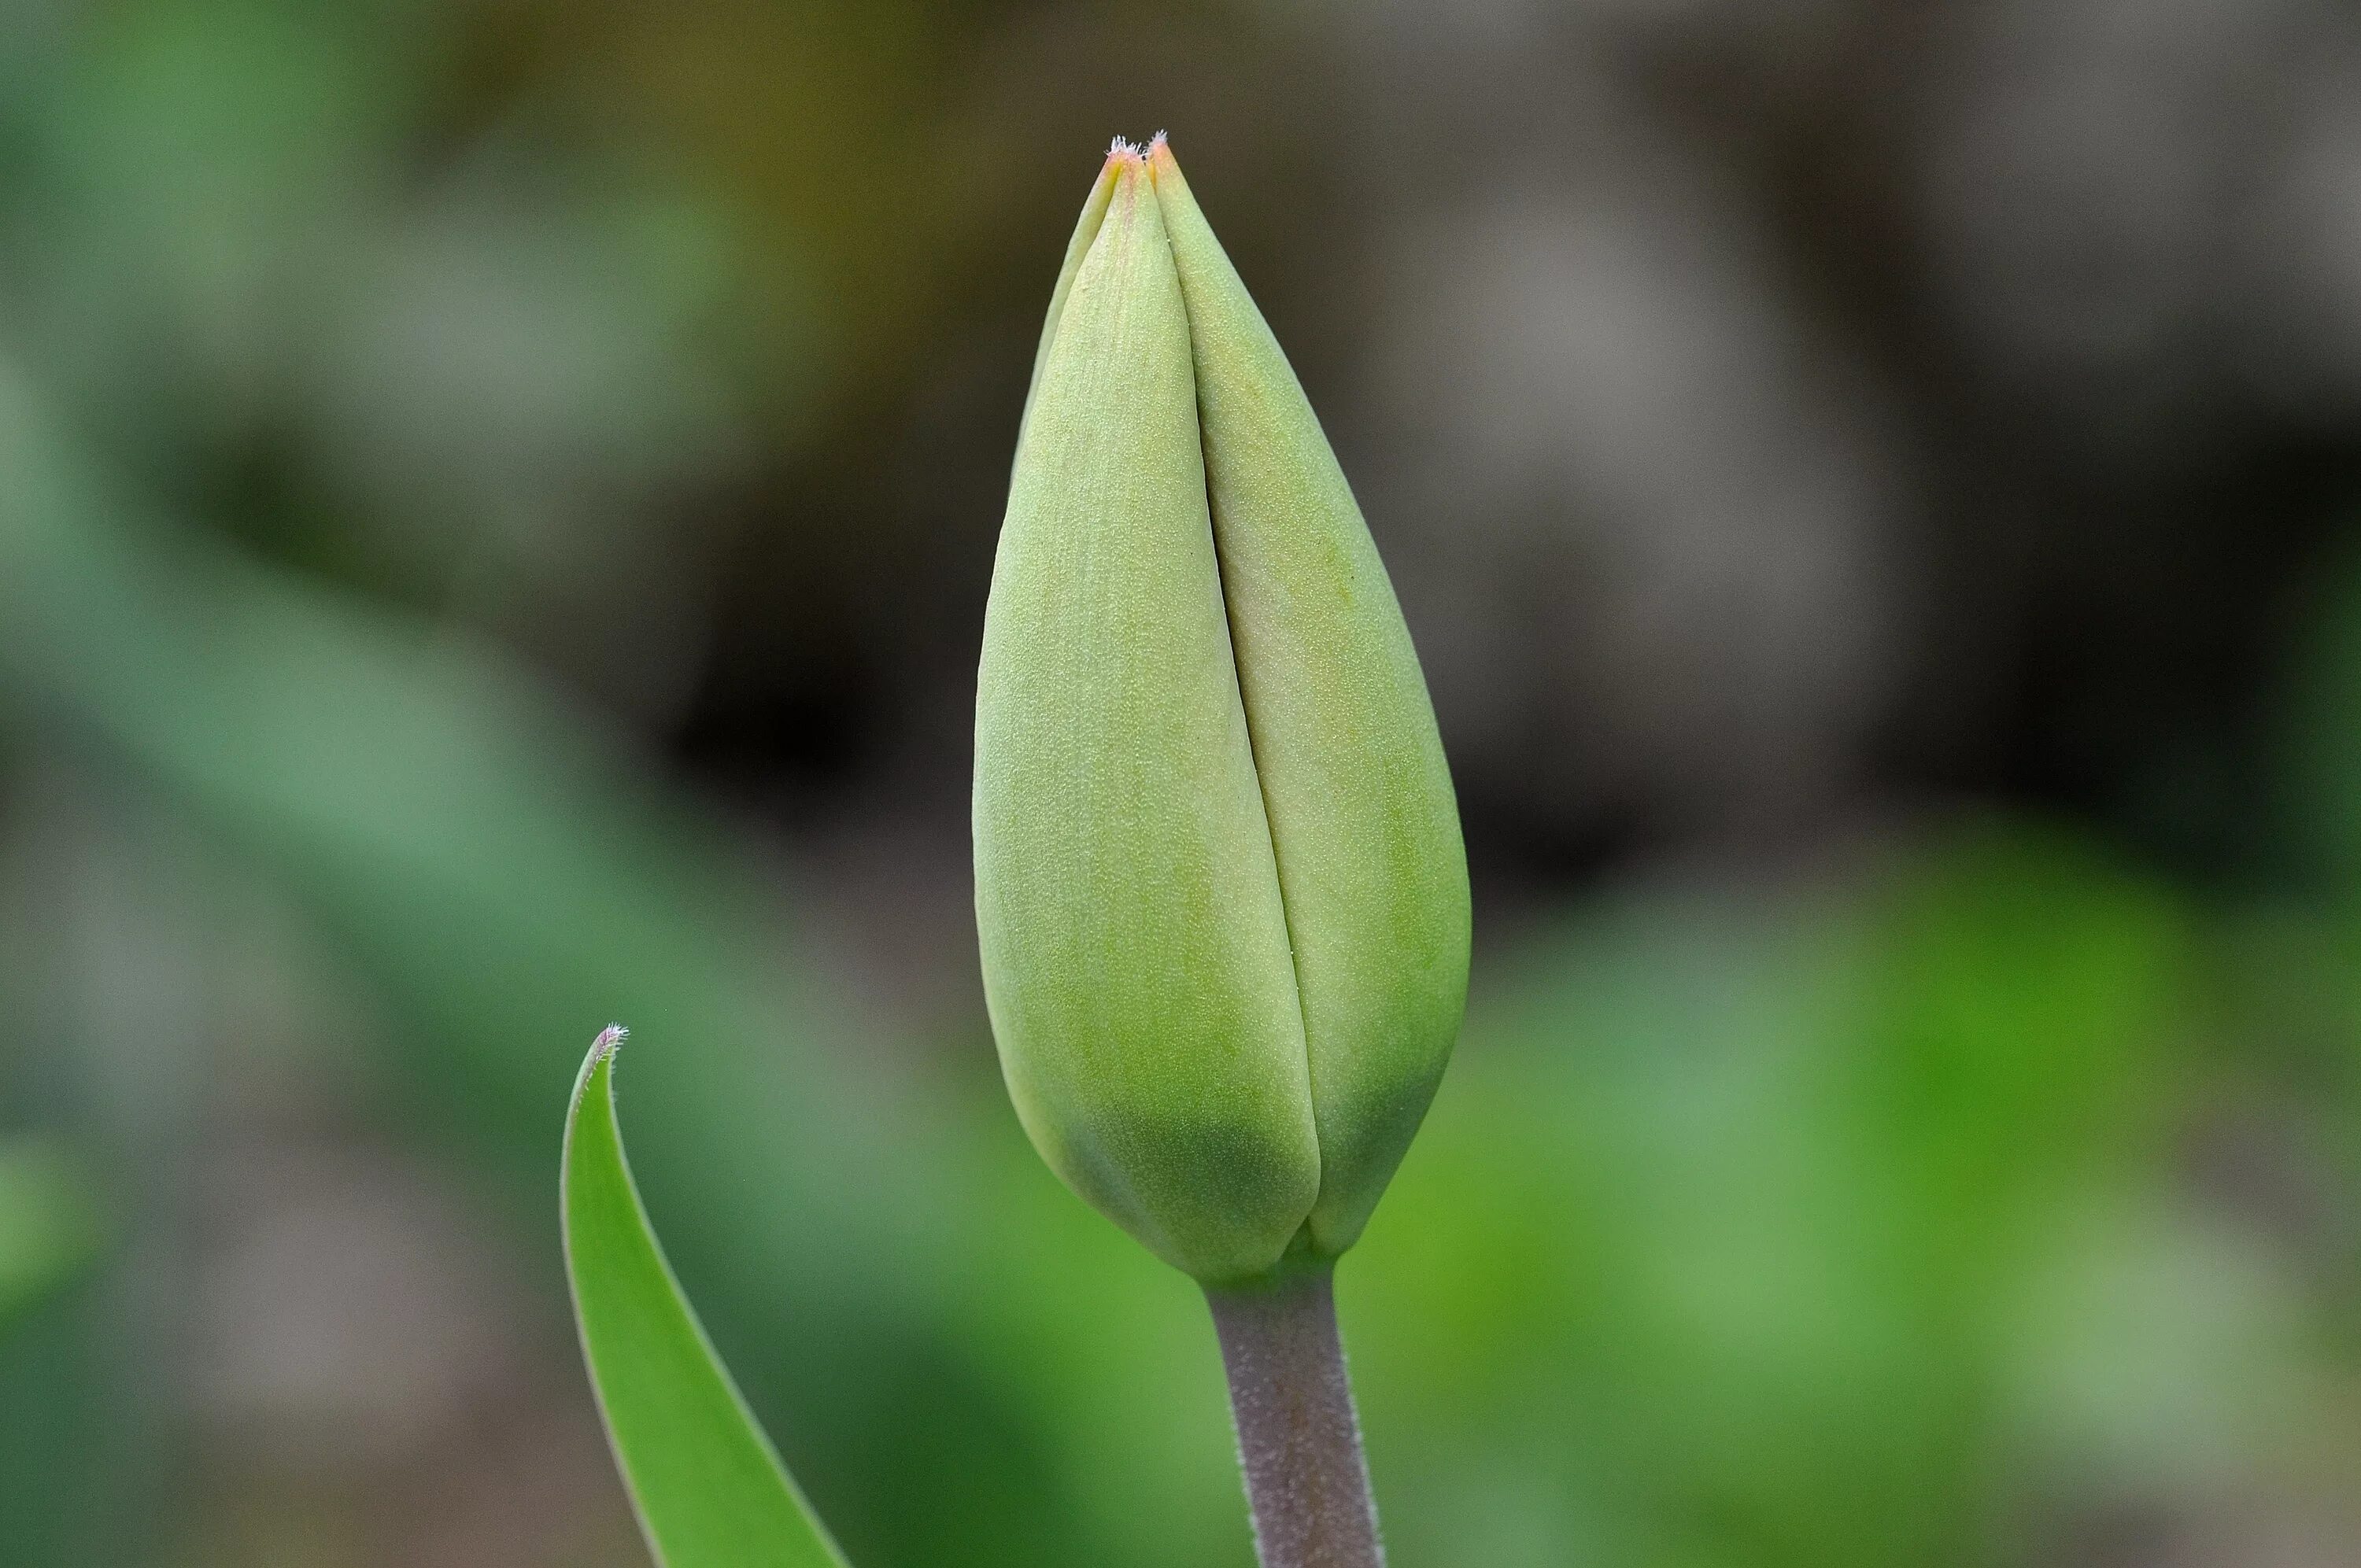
[1146,132,1184,189]
[1107,133,1176,172]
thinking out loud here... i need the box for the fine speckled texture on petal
[1018,147,1123,440]
[974,153,1321,1284]
[1147,139,1469,1256]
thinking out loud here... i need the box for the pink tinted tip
[1107,135,1145,164]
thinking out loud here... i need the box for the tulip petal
[1018,143,1125,441]
[1150,138,1471,1257]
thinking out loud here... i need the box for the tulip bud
[974,136,1469,1286]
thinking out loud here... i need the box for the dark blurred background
[8,1,2361,1563]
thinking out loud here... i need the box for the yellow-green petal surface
[1151,141,1471,1256]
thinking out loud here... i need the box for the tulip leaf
[563,1028,850,1568]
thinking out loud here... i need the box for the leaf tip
[571,1024,631,1119]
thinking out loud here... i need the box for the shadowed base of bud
[1203,1265,1386,1568]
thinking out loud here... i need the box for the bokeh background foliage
[8,0,2361,1564]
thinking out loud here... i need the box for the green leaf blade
[563,1027,850,1568]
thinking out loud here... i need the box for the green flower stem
[1203,1266,1385,1568]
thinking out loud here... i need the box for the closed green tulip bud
[974,135,1469,1286]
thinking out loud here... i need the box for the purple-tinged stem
[1203,1266,1384,1568]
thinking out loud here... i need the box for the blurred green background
[9,1,2361,1563]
